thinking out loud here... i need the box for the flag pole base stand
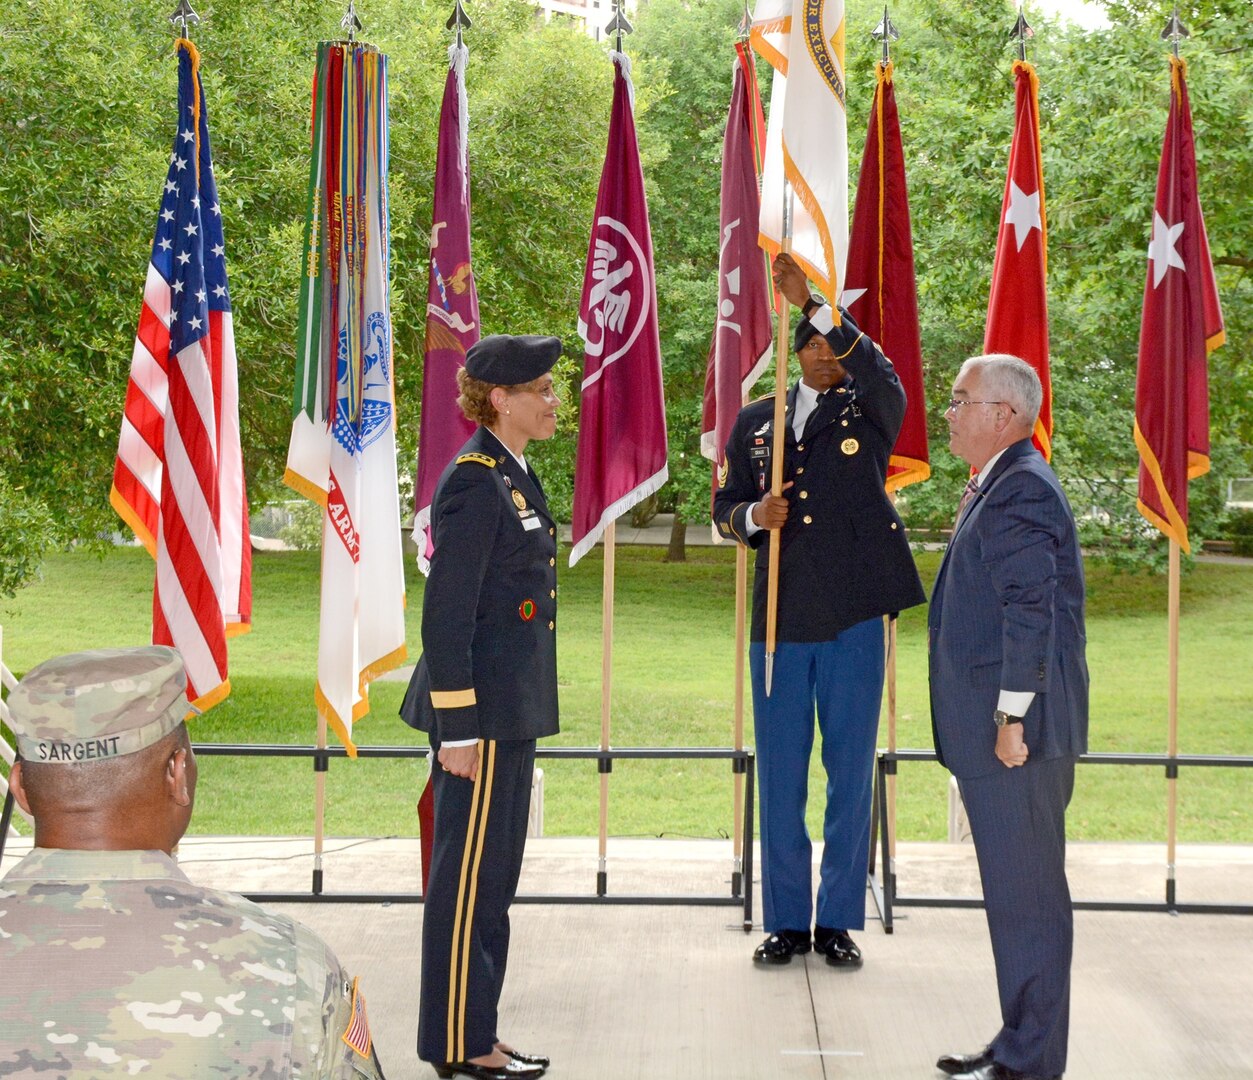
[596,870,608,897]
[312,868,323,896]
[764,652,774,697]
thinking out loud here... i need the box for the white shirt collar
[976,447,1010,488]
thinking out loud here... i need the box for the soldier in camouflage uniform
[0,645,386,1079]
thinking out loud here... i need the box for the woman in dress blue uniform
[401,334,563,1080]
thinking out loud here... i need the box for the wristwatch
[994,709,1022,728]
[802,295,824,319]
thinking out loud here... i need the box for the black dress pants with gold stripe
[418,735,535,1065]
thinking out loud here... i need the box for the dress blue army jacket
[712,308,925,642]
[401,427,560,743]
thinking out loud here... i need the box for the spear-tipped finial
[341,0,363,42]
[1160,7,1189,57]
[169,0,200,40]
[1010,5,1034,63]
[446,0,472,46]
[739,0,752,41]
[605,0,633,52]
[872,5,899,66]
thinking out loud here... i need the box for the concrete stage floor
[3,835,1251,1079]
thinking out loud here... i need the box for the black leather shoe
[937,1047,994,1075]
[752,928,812,965]
[813,925,862,968]
[433,1059,545,1080]
[946,1061,1058,1080]
[503,1047,550,1071]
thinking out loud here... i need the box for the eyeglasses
[946,398,1017,414]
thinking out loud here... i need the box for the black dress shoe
[813,925,862,968]
[937,1046,994,1075]
[432,1058,545,1080]
[752,928,812,965]
[503,1047,550,1071]
[947,1061,1057,1080]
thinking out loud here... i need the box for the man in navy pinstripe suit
[929,355,1088,1080]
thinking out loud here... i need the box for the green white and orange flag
[285,43,406,752]
[751,0,849,302]
[1134,55,1224,553]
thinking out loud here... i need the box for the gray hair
[958,354,1042,425]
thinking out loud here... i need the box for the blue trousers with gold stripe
[750,617,885,934]
[418,736,535,1065]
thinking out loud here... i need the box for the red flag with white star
[984,60,1051,460]
[1134,56,1224,553]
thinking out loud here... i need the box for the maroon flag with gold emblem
[984,60,1052,461]
[843,60,928,491]
[1134,55,1225,552]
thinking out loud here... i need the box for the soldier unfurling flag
[570,51,668,567]
[1134,54,1224,553]
[414,43,479,575]
[843,59,928,491]
[701,42,773,536]
[111,39,251,711]
[285,43,405,752]
[751,0,849,302]
[985,60,1052,460]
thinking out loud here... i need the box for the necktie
[799,391,826,440]
[955,476,979,525]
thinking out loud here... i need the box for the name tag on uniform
[521,515,542,531]
[749,446,769,460]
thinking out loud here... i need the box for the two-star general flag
[843,60,928,491]
[285,43,406,752]
[984,60,1052,460]
[570,52,668,568]
[1134,55,1224,554]
[751,0,849,302]
[701,41,773,538]
[111,39,251,711]
[414,42,479,576]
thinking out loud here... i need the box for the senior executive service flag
[843,59,928,491]
[414,42,480,575]
[570,51,668,567]
[984,60,1052,460]
[111,39,251,711]
[1134,55,1225,553]
[751,0,849,302]
[285,43,406,752]
[701,41,773,534]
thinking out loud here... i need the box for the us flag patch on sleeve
[341,976,373,1058]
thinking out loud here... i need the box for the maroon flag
[570,53,668,567]
[701,42,773,527]
[413,44,479,574]
[1134,55,1225,553]
[984,60,1052,461]
[843,60,928,491]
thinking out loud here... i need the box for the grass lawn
[2,546,1250,844]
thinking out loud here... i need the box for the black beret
[793,317,822,353]
[465,334,562,386]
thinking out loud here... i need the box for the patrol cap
[9,646,191,765]
[794,317,822,352]
[465,334,562,386]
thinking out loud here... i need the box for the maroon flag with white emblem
[984,60,1052,461]
[414,43,479,574]
[1134,55,1224,553]
[844,59,928,491]
[701,42,772,533]
[570,52,668,567]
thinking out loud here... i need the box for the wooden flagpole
[1166,540,1180,906]
[598,520,616,896]
[764,191,793,696]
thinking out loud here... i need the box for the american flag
[339,976,373,1058]
[111,39,251,711]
